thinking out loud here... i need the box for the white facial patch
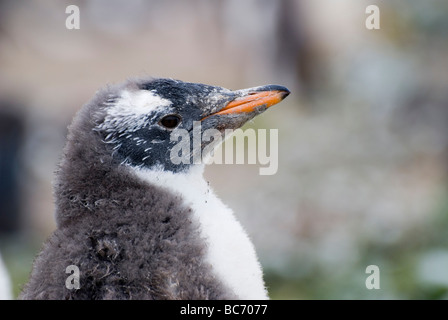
[132,165,269,300]
[100,90,172,134]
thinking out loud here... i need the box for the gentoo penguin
[0,252,12,300]
[20,77,289,300]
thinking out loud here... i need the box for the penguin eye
[159,114,181,129]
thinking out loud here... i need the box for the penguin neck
[132,164,209,203]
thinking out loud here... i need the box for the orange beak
[202,85,290,120]
[216,91,287,116]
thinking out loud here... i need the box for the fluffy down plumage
[20,83,232,299]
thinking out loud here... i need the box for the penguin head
[93,78,289,173]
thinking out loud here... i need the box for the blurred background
[1,0,448,299]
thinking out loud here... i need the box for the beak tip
[280,88,291,100]
[259,84,290,100]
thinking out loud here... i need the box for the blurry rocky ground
[1,0,448,299]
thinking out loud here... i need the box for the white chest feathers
[133,165,268,300]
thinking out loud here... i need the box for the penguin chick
[20,77,290,300]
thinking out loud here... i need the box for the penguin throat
[131,163,206,186]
